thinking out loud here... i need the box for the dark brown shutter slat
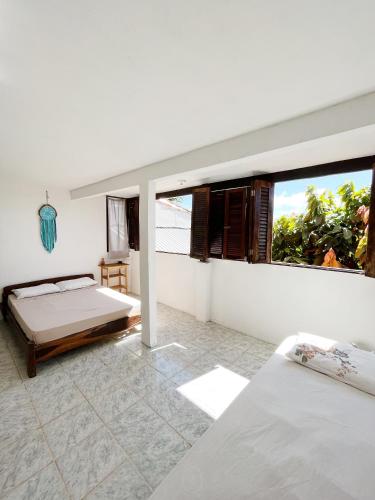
[126,197,140,251]
[365,166,375,278]
[223,188,247,260]
[209,191,225,258]
[250,180,274,263]
[190,187,210,260]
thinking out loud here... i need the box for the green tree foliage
[272,182,370,269]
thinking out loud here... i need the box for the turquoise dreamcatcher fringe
[39,197,57,253]
[39,204,57,253]
[40,217,57,253]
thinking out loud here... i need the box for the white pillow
[12,283,60,299]
[56,277,97,292]
[285,340,375,396]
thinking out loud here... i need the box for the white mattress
[151,335,375,500]
[9,285,140,344]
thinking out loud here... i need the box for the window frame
[124,155,375,276]
[106,195,127,253]
[270,163,374,275]
[270,261,364,274]
[155,195,192,256]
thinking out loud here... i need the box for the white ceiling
[1,1,375,189]
[113,125,375,197]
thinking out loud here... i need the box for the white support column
[139,180,157,347]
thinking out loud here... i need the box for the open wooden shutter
[190,187,210,260]
[249,180,274,263]
[365,165,375,278]
[209,188,247,260]
[126,197,140,251]
[223,188,247,260]
[209,191,225,258]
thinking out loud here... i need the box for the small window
[156,195,192,254]
[106,196,129,258]
[272,170,372,270]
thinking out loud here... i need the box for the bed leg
[27,345,37,378]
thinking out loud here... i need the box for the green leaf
[302,230,310,244]
[272,178,370,270]
[316,234,330,246]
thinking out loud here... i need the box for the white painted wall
[155,253,196,316]
[129,250,141,296]
[210,260,375,350]
[0,180,106,296]
[129,251,196,317]
[4,179,372,351]
[131,251,375,350]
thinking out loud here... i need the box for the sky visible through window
[172,171,372,217]
[274,170,372,220]
[177,195,192,210]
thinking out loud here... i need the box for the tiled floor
[0,304,275,499]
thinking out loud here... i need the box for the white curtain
[108,197,129,259]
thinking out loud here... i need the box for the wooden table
[99,263,129,294]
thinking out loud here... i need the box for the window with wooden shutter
[106,196,129,258]
[365,166,375,278]
[126,197,140,251]
[209,191,225,258]
[249,180,274,263]
[223,188,247,260]
[190,187,210,260]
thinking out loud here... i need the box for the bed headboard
[1,273,95,319]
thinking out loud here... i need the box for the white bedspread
[150,336,375,500]
[9,285,140,344]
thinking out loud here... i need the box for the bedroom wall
[0,180,106,298]
[210,259,375,350]
[155,252,196,315]
[4,180,374,349]
[131,251,375,350]
[129,250,141,296]
[129,251,196,316]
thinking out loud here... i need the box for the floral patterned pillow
[286,341,375,396]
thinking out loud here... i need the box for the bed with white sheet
[2,273,141,377]
[150,335,375,500]
[8,284,140,344]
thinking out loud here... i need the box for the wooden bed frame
[1,274,141,378]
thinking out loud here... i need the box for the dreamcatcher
[39,191,57,253]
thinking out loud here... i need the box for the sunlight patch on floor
[150,342,188,353]
[96,287,141,307]
[177,365,249,419]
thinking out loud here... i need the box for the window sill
[156,251,189,256]
[270,261,364,275]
